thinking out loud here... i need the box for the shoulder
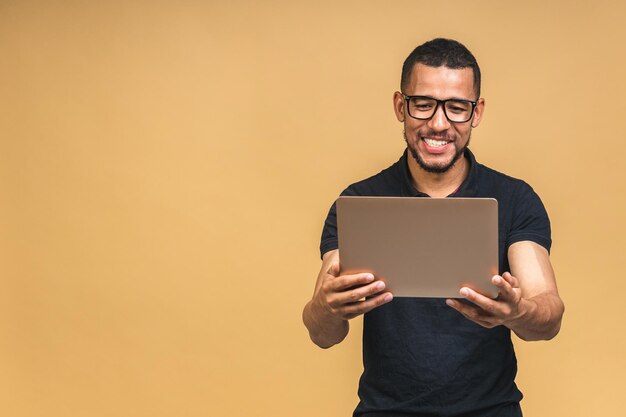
[474,162,552,250]
[473,162,543,207]
[319,154,406,257]
[476,162,533,194]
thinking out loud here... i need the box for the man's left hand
[445,272,528,329]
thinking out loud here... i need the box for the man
[302,38,565,417]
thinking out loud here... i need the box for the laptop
[336,196,499,298]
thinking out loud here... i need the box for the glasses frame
[402,94,478,124]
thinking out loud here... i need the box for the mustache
[403,129,455,142]
[417,129,455,141]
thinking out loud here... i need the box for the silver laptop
[337,196,499,298]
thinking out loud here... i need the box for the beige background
[1,0,625,416]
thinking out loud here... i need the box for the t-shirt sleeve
[319,187,357,258]
[506,181,552,253]
[320,202,339,258]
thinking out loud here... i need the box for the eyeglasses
[403,94,477,123]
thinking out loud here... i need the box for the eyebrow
[407,95,475,102]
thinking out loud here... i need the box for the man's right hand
[302,250,393,348]
[316,261,393,320]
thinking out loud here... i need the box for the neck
[407,151,470,198]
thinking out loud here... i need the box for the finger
[329,272,376,291]
[491,275,516,302]
[445,299,498,328]
[459,287,504,316]
[502,272,519,288]
[340,292,393,318]
[329,280,387,307]
[446,298,484,318]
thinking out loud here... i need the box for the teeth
[424,138,448,147]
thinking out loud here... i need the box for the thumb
[327,262,340,277]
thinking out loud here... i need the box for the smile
[423,138,450,148]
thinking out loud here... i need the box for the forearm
[508,292,565,341]
[302,298,349,349]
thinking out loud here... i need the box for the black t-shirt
[320,149,551,417]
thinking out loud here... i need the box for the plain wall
[1,1,625,416]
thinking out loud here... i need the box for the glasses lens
[444,100,473,123]
[407,97,437,119]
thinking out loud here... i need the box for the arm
[302,249,393,348]
[446,241,564,341]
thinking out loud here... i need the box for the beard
[404,129,470,174]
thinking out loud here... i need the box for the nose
[427,103,451,132]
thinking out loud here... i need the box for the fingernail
[365,274,375,281]
[384,293,393,302]
[460,288,469,297]
[493,276,501,284]
[446,299,455,307]
[376,281,386,290]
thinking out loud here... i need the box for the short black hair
[401,38,481,98]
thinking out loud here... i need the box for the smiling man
[302,38,564,417]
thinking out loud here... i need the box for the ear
[471,98,485,128]
[393,91,405,122]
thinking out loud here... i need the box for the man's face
[393,64,485,173]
